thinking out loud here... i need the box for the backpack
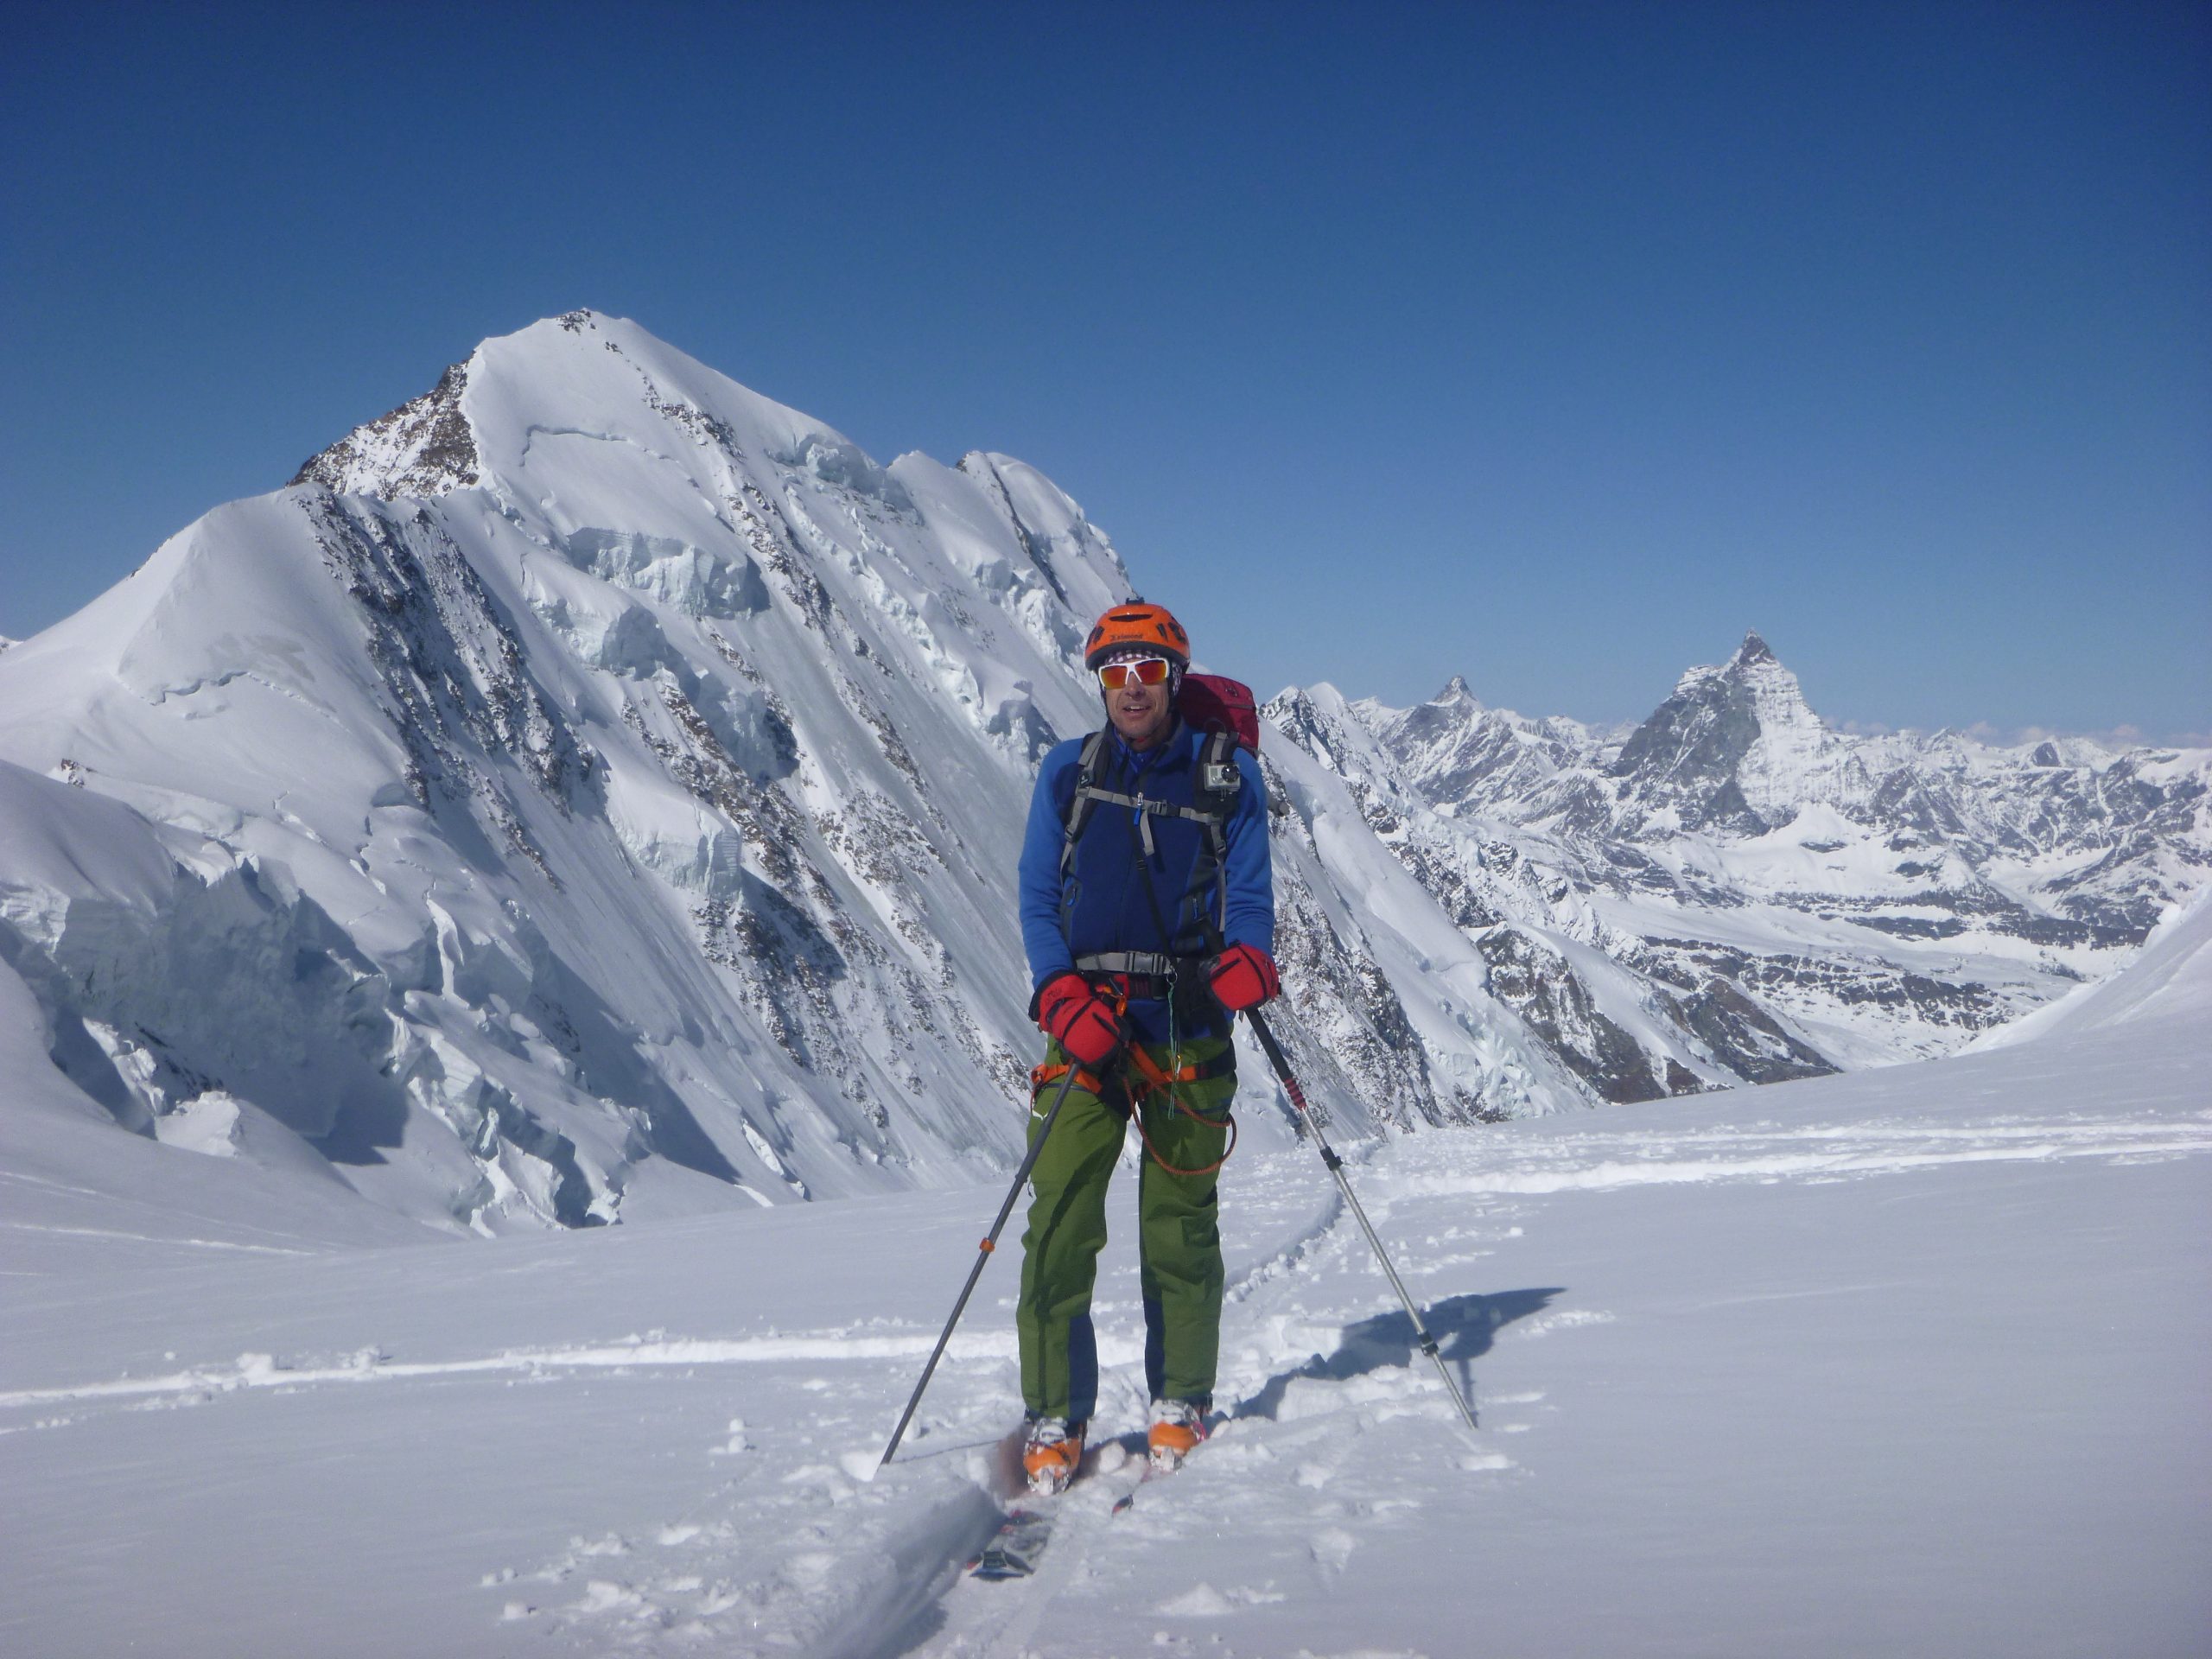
[1178,673,1261,754]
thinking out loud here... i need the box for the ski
[968,1433,1156,1580]
[967,1503,1058,1580]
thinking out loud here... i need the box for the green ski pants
[1016,1033,1236,1425]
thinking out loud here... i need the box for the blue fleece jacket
[1019,718,1274,1043]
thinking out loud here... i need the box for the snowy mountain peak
[1723,631,1815,720]
[0,311,1173,1233]
[1605,632,1833,830]
[294,310,875,516]
[293,359,480,499]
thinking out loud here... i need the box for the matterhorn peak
[1729,632,1821,729]
[1732,630,1777,669]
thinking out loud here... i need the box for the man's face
[1103,659,1176,749]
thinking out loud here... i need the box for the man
[1014,601,1281,1495]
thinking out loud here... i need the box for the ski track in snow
[0,1331,1026,1415]
[0,1218,320,1258]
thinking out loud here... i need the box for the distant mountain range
[1,311,2202,1234]
[1270,632,2204,1107]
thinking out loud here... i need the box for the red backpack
[1178,673,1261,755]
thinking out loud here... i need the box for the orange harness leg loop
[1120,1045,1237,1179]
[1031,983,1236,1177]
[1029,1060,1105,1097]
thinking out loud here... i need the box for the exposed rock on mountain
[292,361,480,499]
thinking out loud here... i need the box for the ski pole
[880,1060,1086,1467]
[1243,1006,1480,1433]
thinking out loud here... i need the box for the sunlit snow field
[3,905,2207,1659]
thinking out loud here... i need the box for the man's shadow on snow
[1229,1288,1562,1428]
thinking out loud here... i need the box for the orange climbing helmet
[1084,601,1190,671]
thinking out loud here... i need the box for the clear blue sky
[4,1,2206,741]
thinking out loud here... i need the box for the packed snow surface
[3,900,2204,1657]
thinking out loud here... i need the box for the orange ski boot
[1147,1397,1208,1473]
[1021,1416,1085,1497]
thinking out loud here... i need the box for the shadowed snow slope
[1,852,2203,1657]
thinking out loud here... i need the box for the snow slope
[1967,887,2212,1051]
[4,872,2204,1657]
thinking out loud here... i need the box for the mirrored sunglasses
[1097,656,1173,690]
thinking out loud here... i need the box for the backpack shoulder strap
[1062,725,1244,876]
[1194,728,1241,813]
[1059,728,1114,882]
[1193,728,1241,862]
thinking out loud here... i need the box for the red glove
[1207,943,1280,1012]
[1034,973,1125,1067]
